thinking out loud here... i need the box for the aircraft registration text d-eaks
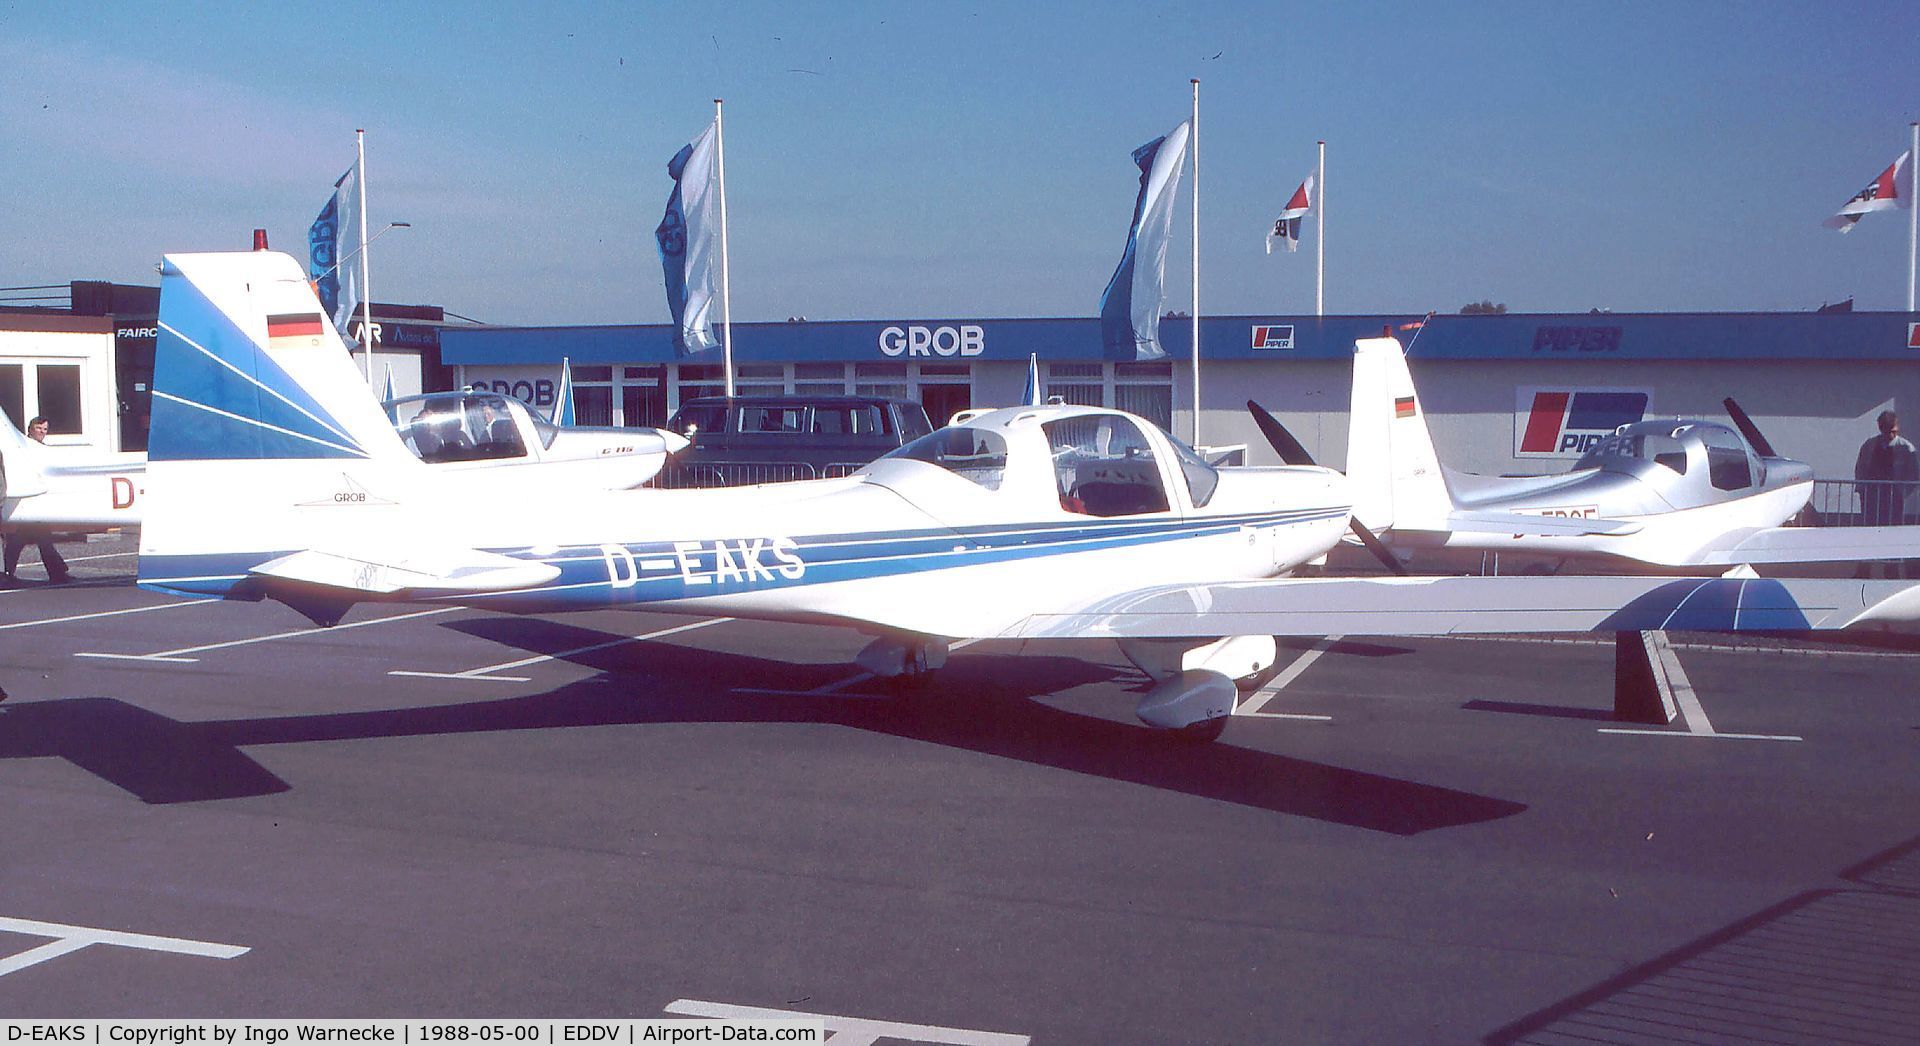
[601,537,806,588]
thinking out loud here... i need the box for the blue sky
[2,1,1916,324]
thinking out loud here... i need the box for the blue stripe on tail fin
[150,259,367,462]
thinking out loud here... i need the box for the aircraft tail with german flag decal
[1343,336,1453,532]
[138,250,555,619]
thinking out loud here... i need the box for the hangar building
[443,310,1920,482]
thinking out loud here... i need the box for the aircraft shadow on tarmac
[0,619,1524,833]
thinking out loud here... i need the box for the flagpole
[715,99,736,398]
[1909,121,1917,312]
[1189,78,1201,447]
[1316,140,1325,317]
[356,129,374,386]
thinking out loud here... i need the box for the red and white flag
[1267,173,1314,254]
[1824,150,1911,232]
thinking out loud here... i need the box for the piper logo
[1515,387,1651,457]
[1250,324,1294,350]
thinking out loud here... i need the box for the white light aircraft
[1248,336,1920,571]
[137,252,1920,739]
[0,361,683,536]
[0,409,144,532]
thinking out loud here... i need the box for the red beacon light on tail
[252,229,269,251]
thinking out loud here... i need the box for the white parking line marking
[76,606,457,662]
[0,598,216,632]
[733,639,983,697]
[1597,638,1802,742]
[391,617,732,682]
[0,915,247,978]
[1655,638,1714,735]
[388,670,534,682]
[665,999,1029,1045]
[1597,728,1804,742]
[1237,634,1343,718]
[71,653,201,664]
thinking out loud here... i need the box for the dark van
[656,395,935,487]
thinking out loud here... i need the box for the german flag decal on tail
[267,313,326,343]
[1394,396,1417,419]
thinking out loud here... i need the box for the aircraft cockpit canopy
[1577,429,1692,476]
[884,427,1010,490]
[881,408,1217,514]
[387,392,553,464]
[1577,420,1761,492]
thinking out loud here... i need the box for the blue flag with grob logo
[656,123,720,355]
[1099,121,1190,361]
[307,164,362,335]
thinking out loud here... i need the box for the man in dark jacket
[1,417,72,587]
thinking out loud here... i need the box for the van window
[668,403,727,438]
[813,405,887,436]
[738,405,805,434]
[897,407,933,441]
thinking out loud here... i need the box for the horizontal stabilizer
[1000,574,1920,639]
[1698,525,1920,566]
[249,547,559,596]
[2,468,47,499]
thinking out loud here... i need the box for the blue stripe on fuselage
[136,508,1346,607]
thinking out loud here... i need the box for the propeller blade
[1245,400,1317,466]
[1348,518,1409,576]
[1722,397,1778,458]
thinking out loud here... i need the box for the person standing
[1,417,72,586]
[1854,410,1919,526]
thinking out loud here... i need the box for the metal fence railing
[1803,479,1920,527]
[652,460,867,489]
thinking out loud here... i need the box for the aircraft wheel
[1171,715,1228,743]
[884,666,938,696]
[1234,652,1284,694]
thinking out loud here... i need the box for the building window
[575,386,613,426]
[736,362,785,395]
[673,363,726,408]
[794,362,849,396]
[620,365,667,429]
[35,364,82,434]
[1046,362,1102,408]
[1115,360,1174,432]
[854,361,908,400]
[0,364,22,431]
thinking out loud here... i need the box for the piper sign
[1514,387,1651,458]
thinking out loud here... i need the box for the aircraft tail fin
[147,251,408,465]
[1344,336,1454,531]
[139,250,425,598]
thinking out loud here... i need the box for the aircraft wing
[997,575,1920,639]
[1696,525,1920,566]
[248,547,560,596]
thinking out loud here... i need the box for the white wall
[0,327,119,450]
[1185,358,1916,479]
